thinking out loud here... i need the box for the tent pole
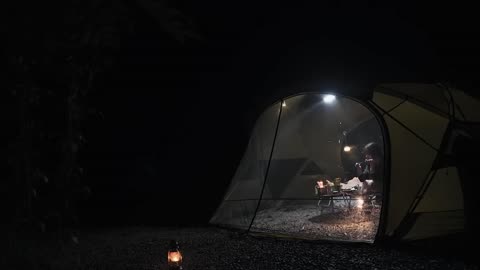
[365,99,392,243]
[247,100,284,233]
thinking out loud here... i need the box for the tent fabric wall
[403,211,464,241]
[414,167,463,213]
[372,91,450,237]
[377,83,480,122]
[451,90,480,122]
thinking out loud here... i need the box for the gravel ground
[252,203,380,242]
[1,226,475,270]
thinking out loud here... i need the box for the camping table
[317,191,352,214]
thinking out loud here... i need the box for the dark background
[4,1,480,228]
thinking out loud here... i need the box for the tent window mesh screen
[211,94,385,242]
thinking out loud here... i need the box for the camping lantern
[317,180,326,195]
[318,181,324,189]
[168,240,183,269]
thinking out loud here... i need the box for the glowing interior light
[317,181,324,189]
[357,198,364,209]
[323,94,336,103]
[344,146,351,152]
[169,251,182,262]
[282,101,286,107]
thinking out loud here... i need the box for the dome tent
[210,83,480,244]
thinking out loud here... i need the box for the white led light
[323,94,336,103]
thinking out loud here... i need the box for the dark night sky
[6,2,480,227]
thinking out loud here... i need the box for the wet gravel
[2,226,476,270]
[252,204,380,242]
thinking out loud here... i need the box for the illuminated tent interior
[210,83,480,243]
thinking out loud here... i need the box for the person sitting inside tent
[355,142,384,202]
